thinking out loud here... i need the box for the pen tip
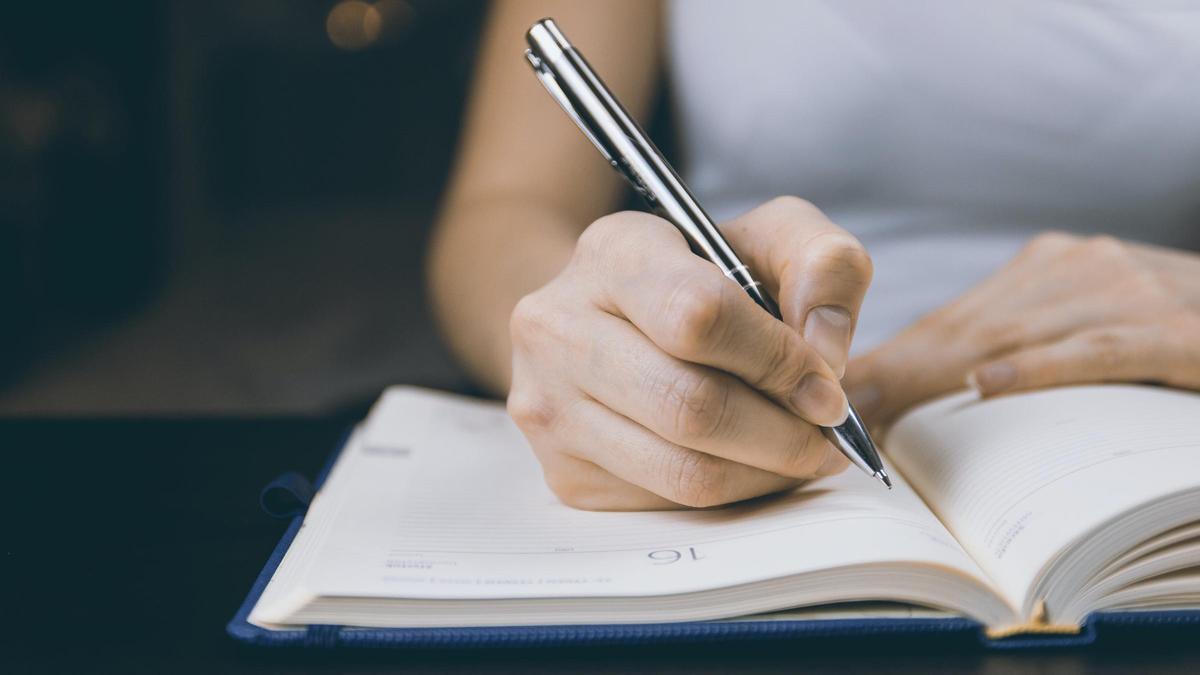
[874,470,893,490]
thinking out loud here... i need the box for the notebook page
[287,387,988,603]
[886,385,1200,612]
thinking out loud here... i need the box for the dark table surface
[4,416,1200,674]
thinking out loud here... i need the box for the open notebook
[242,384,1200,642]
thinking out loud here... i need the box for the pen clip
[524,49,616,165]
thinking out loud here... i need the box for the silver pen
[524,18,892,489]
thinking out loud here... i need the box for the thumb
[722,196,873,378]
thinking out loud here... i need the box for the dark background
[6,416,1200,674]
[0,0,492,415]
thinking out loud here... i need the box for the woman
[427,0,1200,510]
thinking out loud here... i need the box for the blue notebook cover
[227,430,1200,650]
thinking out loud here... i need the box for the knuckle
[1025,230,1078,256]
[1075,235,1168,301]
[803,230,874,284]
[509,291,568,344]
[509,293,544,337]
[1082,234,1127,259]
[576,211,654,261]
[664,451,729,508]
[663,278,727,355]
[506,390,557,433]
[1078,235,1142,278]
[658,369,730,444]
[577,213,623,251]
[836,238,875,282]
[766,194,820,216]
[575,213,631,266]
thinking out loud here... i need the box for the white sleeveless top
[667,0,1200,351]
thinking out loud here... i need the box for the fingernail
[972,362,1017,395]
[804,306,853,378]
[791,373,850,426]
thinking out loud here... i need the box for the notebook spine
[983,600,1082,641]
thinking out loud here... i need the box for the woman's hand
[844,232,1200,429]
[508,197,874,510]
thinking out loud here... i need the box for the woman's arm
[427,0,662,394]
[430,1,876,510]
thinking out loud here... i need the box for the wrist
[428,199,580,395]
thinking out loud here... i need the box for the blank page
[886,385,1200,612]
[251,387,987,624]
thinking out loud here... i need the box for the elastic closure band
[259,471,315,519]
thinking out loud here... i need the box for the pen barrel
[822,408,886,477]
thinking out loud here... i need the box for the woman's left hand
[843,232,1200,428]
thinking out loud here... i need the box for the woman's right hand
[507,197,874,510]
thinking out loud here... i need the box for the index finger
[722,197,873,377]
[578,213,849,426]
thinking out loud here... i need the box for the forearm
[425,1,659,395]
[427,195,579,395]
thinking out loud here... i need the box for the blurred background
[0,0,493,415]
